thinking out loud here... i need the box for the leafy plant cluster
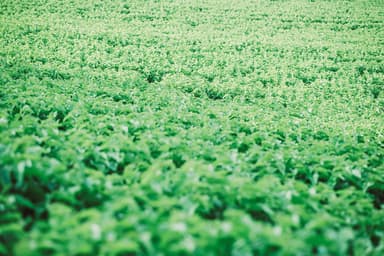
[0,0,383,255]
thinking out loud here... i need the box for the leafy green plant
[0,0,383,255]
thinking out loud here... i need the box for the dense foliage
[1,0,383,255]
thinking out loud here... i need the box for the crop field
[0,0,384,255]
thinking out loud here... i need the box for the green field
[1,0,383,255]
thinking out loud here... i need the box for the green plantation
[0,0,383,255]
